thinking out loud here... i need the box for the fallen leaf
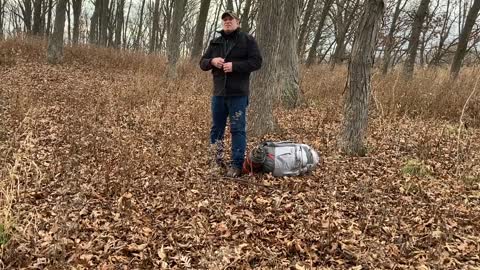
[158,246,167,260]
[80,254,94,261]
[127,243,147,252]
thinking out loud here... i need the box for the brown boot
[226,166,242,178]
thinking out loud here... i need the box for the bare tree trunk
[458,0,463,35]
[99,0,109,46]
[107,0,115,46]
[402,0,430,78]
[249,0,282,137]
[47,0,67,64]
[166,0,186,78]
[164,0,174,46]
[134,0,145,50]
[226,0,233,10]
[279,0,302,108]
[298,4,317,60]
[149,0,161,53]
[318,38,335,63]
[46,0,53,36]
[66,0,71,43]
[72,0,81,44]
[0,0,5,38]
[381,0,405,74]
[305,0,333,67]
[122,0,132,49]
[330,28,348,68]
[297,0,315,57]
[428,0,451,66]
[450,0,480,79]
[191,0,210,59]
[40,0,47,34]
[341,0,384,156]
[32,0,42,35]
[90,0,100,44]
[420,27,429,66]
[206,0,221,43]
[158,3,168,53]
[240,0,252,32]
[330,0,360,69]
[458,0,470,33]
[22,0,33,33]
[114,0,124,48]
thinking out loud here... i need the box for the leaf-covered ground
[1,41,479,269]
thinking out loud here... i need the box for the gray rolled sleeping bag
[260,141,320,177]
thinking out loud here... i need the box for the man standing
[200,11,262,177]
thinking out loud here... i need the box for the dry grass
[302,65,480,128]
[0,37,479,269]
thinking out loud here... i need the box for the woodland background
[1,0,480,269]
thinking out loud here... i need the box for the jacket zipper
[222,34,237,95]
[223,39,228,94]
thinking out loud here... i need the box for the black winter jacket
[200,29,262,96]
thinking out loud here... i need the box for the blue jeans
[210,96,249,169]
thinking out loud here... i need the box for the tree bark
[40,0,47,34]
[341,0,384,156]
[428,0,450,66]
[134,0,145,50]
[71,0,82,44]
[249,0,282,137]
[45,0,53,36]
[226,0,233,10]
[107,0,115,46]
[298,3,317,60]
[0,0,5,38]
[149,0,161,53]
[419,26,427,66]
[114,0,124,48]
[381,0,405,74]
[191,0,210,59]
[330,27,348,67]
[22,0,33,33]
[279,0,302,108]
[305,0,333,67]
[165,0,174,46]
[329,0,360,69]
[240,0,252,32]
[166,0,186,78]
[297,0,315,57]
[158,0,169,53]
[99,0,109,46]
[66,0,71,43]
[90,0,100,44]
[206,0,221,48]
[32,0,42,35]
[122,0,132,48]
[47,0,67,64]
[402,0,430,78]
[450,0,480,79]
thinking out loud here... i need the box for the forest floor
[1,39,480,269]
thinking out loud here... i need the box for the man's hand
[211,57,225,69]
[223,62,233,73]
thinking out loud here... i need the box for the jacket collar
[219,28,240,39]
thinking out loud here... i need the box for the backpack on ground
[242,141,321,177]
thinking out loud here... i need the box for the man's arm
[232,35,263,73]
[199,43,214,71]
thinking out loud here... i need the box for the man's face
[222,16,239,33]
